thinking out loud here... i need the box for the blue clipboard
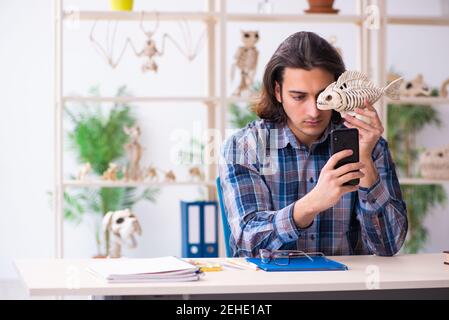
[246,256,348,272]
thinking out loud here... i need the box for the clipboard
[246,256,348,272]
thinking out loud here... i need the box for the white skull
[102,209,142,249]
[317,83,343,111]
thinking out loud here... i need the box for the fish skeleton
[317,70,403,123]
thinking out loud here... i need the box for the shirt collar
[274,120,339,150]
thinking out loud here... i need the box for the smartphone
[330,128,360,186]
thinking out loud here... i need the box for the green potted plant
[63,85,159,257]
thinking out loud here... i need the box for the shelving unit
[54,0,224,259]
[63,180,216,188]
[378,0,449,185]
[53,0,449,259]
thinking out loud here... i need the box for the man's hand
[342,100,382,188]
[342,100,384,160]
[293,150,365,228]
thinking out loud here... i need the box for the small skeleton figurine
[188,166,203,181]
[77,162,91,181]
[440,78,449,98]
[400,74,431,97]
[164,170,176,182]
[102,163,120,181]
[124,125,143,181]
[231,31,259,96]
[146,165,159,182]
[102,209,142,258]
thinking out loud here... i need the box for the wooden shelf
[226,13,362,24]
[63,10,217,22]
[63,10,449,26]
[63,10,363,24]
[387,16,449,26]
[386,97,449,105]
[63,96,217,104]
[63,95,263,105]
[63,179,216,188]
[399,178,449,185]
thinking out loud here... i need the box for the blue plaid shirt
[219,119,408,257]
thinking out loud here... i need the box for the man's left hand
[342,100,384,161]
[342,100,383,188]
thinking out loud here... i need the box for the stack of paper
[87,256,203,283]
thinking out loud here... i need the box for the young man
[219,31,408,257]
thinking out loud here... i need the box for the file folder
[246,256,348,272]
[181,201,218,258]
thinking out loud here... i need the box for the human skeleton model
[317,71,403,124]
[77,162,91,181]
[124,125,143,181]
[102,209,142,258]
[231,31,259,96]
[399,74,431,97]
[90,12,205,73]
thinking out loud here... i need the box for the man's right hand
[293,149,365,229]
[312,149,365,211]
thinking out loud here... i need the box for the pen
[224,258,259,271]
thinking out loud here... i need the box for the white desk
[14,253,449,299]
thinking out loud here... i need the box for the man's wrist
[292,191,320,229]
[359,156,379,188]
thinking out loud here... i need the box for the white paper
[87,256,197,280]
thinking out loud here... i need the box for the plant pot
[109,0,134,11]
[304,0,339,14]
[92,254,108,259]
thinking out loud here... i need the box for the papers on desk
[87,256,203,283]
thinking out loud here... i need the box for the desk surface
[15,253,449,297]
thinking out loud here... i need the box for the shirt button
[309,177,314,183]
[371,199,376,204]
[362,199,367,203]
[310,234,315,240]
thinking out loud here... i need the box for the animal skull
[316,83,344,111]
[419,146,449,179]
[102,209,142,258]
[400,74,431,97]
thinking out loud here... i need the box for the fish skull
[317,84,343,111]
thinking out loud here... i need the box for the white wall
[1,0,448,279]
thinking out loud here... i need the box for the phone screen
[330,128,360,186]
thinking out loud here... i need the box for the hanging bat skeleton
[89,12,206,73]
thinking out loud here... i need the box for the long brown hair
[254,31,345,124]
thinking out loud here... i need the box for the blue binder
[246,256,348,272]
[181,201,218,258]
